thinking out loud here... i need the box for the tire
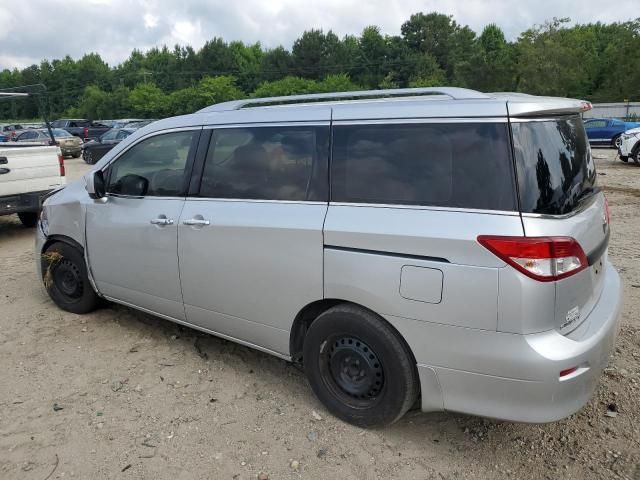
[633,145,640,165]
[18,211,38,228]
[41,242,101,314]
[303,304,419,427]
[612,135,622,149]
[85,151,94,164]
[620,156,629,163]
[71,152,81,158]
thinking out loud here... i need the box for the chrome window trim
[520,193,599,219]
[203,122,330,130]
[185,197,327,206]
[509,116,581,123]
[332,117,508,125]
[106,193,186,201]
[329,201,520,216]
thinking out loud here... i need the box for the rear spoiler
[0,90,56,145]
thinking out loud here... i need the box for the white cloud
[169,20,204,46]
[0,0,637,69]
[144,13,159,28]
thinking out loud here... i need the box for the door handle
[0,156,7,164]
[183,218,210,226]
[0,168,9,175]
[150,217,174,226]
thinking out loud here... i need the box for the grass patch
[41,251,63,289]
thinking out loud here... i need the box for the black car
[82,128,136,164]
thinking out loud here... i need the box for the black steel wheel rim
[319,335,385,408]
[53,259,84,299]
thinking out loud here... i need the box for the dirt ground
[0,150,639,480]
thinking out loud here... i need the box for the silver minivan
[36,88,622,427]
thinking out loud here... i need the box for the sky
[0,0,637,70]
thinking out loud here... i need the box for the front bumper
[619,135,639,157]
[35,221,47,279]
[0,191,50,216]
[408,263,622,422]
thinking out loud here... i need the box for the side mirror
[86,170,106,199]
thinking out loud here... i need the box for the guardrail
[583,102,640,120]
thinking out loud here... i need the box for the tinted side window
[512,117,596,215]
[199,126,329,201]
[106,131,195,197]
[331,123,516,211]
[101,130,118,141]
[585,120,607,128]
[19,131,36,140]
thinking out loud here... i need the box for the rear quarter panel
[323,205,524,331]
[520,194,609,334]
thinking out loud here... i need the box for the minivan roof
[143,87,589,133]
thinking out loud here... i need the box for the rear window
[512,117,596,215]
[331,122,517,211]
[52,129,72,137]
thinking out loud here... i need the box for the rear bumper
[412,263,622,422]
[60,146,81,156]
[0,190,50,216]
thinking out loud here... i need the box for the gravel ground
[0,150,638,480]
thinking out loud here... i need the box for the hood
[624,127,640,135]
[82,139,99,149]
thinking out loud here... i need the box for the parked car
[50,119,111,142]
[584,117,640,148]
[109,118,145,129]
[123,119,156,129]
[0,140,65,227]
[82,128,136,164]
[0,132,7,142]
[0,124,24,140]
[36,88,620,427]
[618,127,640,164]
[15,128,82,158]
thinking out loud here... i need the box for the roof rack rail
[198,87,489,113]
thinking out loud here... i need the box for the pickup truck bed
[0,144,65,226]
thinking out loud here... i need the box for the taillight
[83,127,89,139]
[477,236,588,282]
[604,195,611,225]
[57,152,65,177]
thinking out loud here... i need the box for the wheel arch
[41,234,102,297]
[42,234,84,255]
[289,299,418,369]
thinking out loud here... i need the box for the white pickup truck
[0,143,66,227]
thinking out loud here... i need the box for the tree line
[1,13,639,121]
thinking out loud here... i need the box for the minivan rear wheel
[303,304,419,427]
[42,242,101,314]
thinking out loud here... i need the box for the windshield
[512,116,597,215]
